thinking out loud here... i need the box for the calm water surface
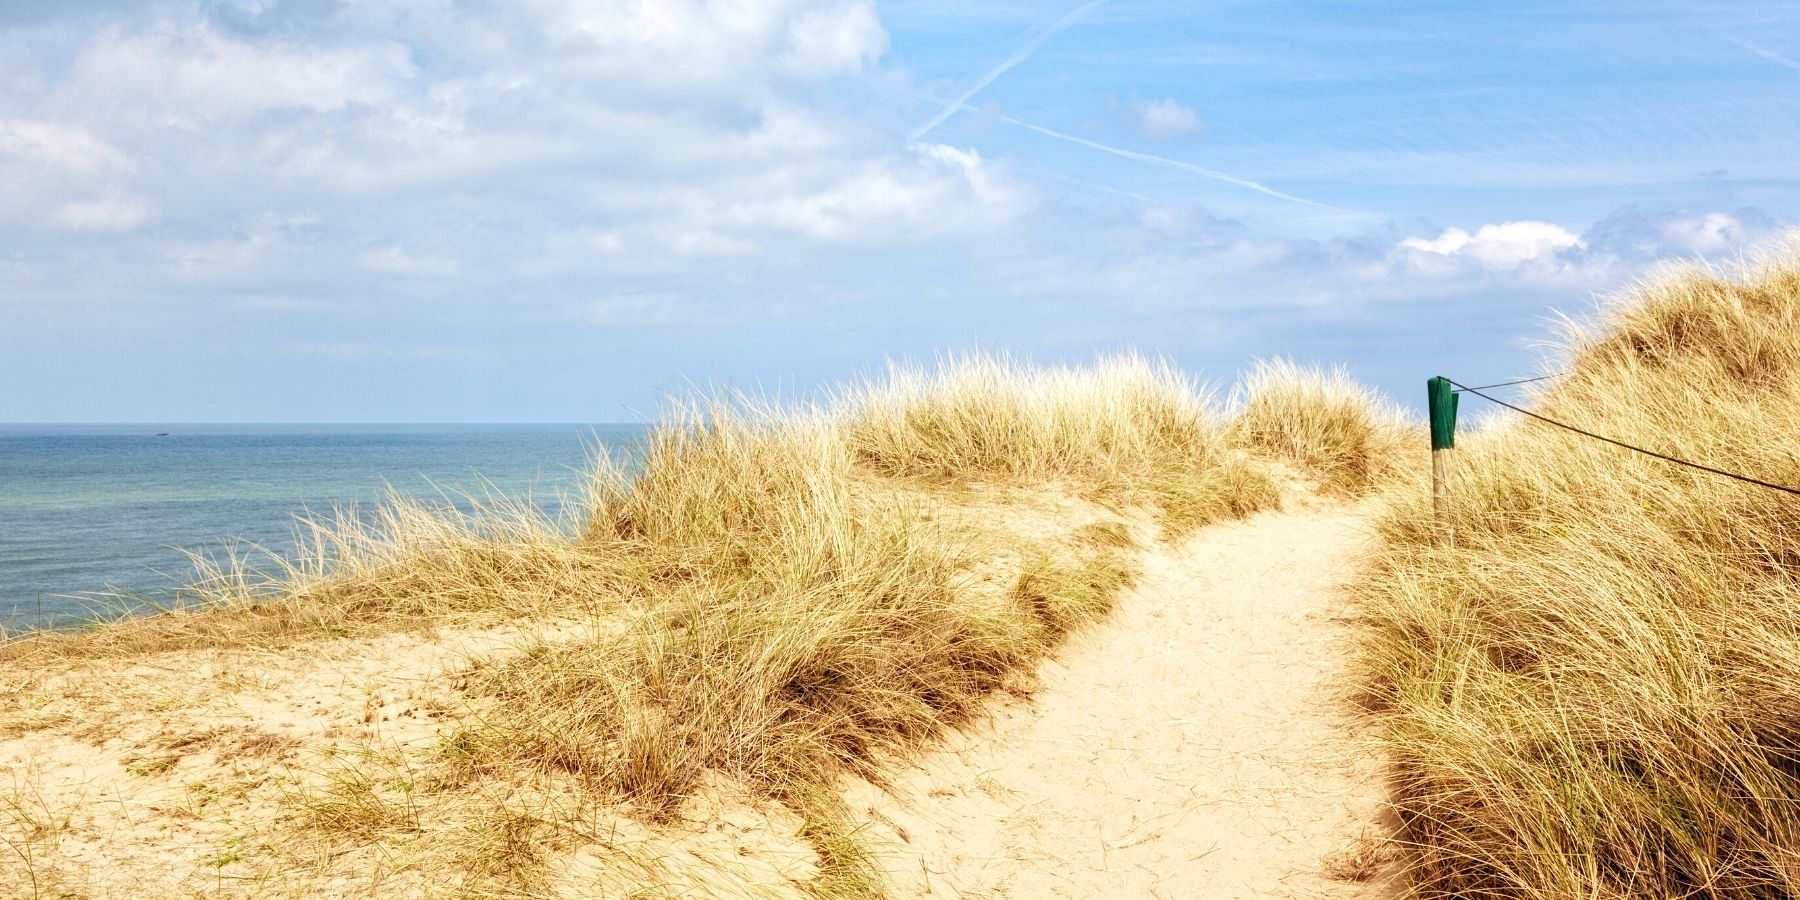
[0,424,644,631]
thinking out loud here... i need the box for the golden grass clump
[1357,253,1800,897]
[843,352,1281,532]
[1230,358,1407,495]
[844,352,1217,481]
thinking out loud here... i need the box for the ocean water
[0,424,644,632]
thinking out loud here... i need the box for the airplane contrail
[998,115,1346,211]
[910,0,1111,142]
[1728,36,1800,74]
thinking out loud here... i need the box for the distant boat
[155,432,171,437]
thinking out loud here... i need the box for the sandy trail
[853,496,1396,898]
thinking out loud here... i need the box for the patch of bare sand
[847,495,1398,898]
[0,627,496,896]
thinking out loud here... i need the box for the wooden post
[1427,376,1458,547]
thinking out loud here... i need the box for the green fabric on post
[1428,376,1458,451]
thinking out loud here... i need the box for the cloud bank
[0,2,1789,420]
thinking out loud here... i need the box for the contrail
[998,115,1345,211]
[1022,166,1162,204]
[910,0,1111,141]
[1728,36,1800,74]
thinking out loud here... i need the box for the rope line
[1446,378,1800,498]
[1451,373,1565,392]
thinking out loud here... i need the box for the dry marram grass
[1357,253,1800,897]
[1230,357,1408,495]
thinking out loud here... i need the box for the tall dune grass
[844,352,1280,531]
[845,352,1217,481]
[1357,255,1800,897]
[1230,358,1408,495]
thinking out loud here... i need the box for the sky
[3,0,1798,422]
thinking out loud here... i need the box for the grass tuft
[1230,358,1408,495]
[842,351,1288,534]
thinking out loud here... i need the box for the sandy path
[852,497,1396,898]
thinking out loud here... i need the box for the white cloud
[52,194,149,231]
[284,340,476,362]
[0,0,1015,283]
[360,245,460,277]
[995,204,1789,324]
[1131,96,1202,140]
[227,294,339,314]
[1578,206,1787,263]
[1658,211,1747,255]
[0,119,143,227]
[1398,220,1583,269]
[523,0,885,89]
[0,119,132,175]
[55,21,413,130]
[778,2,890,76]
[711,143,1022,243]
[577,291,745,326]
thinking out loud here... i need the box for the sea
[0,424,645,632]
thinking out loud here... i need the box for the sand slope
[851,496,1397,898]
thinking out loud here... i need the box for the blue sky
[3,0,1797,422]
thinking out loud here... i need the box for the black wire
[1446,378,1800,498]
[1451,372,1564,392]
